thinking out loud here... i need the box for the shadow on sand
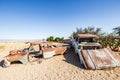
[0,60,4,67]
[63,47,85,69]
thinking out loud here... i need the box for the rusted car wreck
[29,41,67,58]
[72,33,120,69]
[3,50,28,67]
[2,41,67,67]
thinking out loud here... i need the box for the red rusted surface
[6,50,28,62]
[9,50,19,55]
[77,34,98,38]
[81,50,95,69]
[43,47,67,55]
[29,41,67,58]
[30,41,52,46]
[3,50,28,67]
[81,48,120,69]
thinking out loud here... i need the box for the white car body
[71,38,84,64]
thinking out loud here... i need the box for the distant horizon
[0,0,120,39]
[0,39,41,41]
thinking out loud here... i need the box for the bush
[46,36,64,43]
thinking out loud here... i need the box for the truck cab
[71,33,102,64]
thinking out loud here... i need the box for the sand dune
[0,42,120,80]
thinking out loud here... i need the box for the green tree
[54,37,61,42]
[98,36,108,48]
[113,26,120,36]
[46,36,54,42]
[46,36,64,42]
[72,26,104,38]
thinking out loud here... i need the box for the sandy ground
[0,42,120,80]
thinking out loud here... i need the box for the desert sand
[0,42,120,80]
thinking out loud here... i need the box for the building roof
[77,33,99,38]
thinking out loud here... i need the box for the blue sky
[0,0,120,39]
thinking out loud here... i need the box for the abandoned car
[29,41,67,58]
[2,41,67,67]
[3,50,28,67]
[71,33,120,69]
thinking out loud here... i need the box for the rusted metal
[80,43,101,47]
[29,41,67,58]
[42,46,67,58]
[77,34,99,38]
[30,41,52,46]
[3,50,28,67]
[81,48,120,69]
